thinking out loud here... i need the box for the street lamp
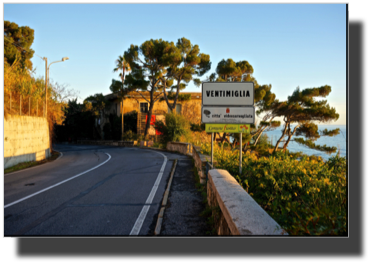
[43,57,69,117]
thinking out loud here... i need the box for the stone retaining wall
[207,169,287,235]
[4,115,50,169]
[166,141,191,155]
[166,142,211,184]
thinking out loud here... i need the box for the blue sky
[4,3,347,124]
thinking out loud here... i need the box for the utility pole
[43,57,69,118]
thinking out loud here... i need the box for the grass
[4,150,61,174]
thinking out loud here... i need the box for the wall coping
[208,169,287,235]
[168,141,189,146]
[190,145,214,164]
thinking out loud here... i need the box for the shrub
[190,123,205,132]
[199,142,347,235]
[122,130,145,142]
[122,130,135,141]
[155,113,190,144]
[124,110,138,133]
[103,123,112,140]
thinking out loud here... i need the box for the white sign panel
[202,82,254,106]
[202,106,255,124]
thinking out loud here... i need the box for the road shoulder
[159,157,210,236]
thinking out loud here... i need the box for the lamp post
[43,57,69,117]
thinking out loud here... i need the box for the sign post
[239,133,242,174]
[201,82,255,175]
[211,132,214,167]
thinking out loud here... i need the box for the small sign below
[205,124,251,134]
[202,106,255,124]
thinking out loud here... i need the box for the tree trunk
[162,78,174,112]
[242,142,249,152]
[121,101,124,139]
[144,90,155,138]
[282,124,300,150]
[121,70,125,140]
[273,122,289,152]
[144,75,161,137]
[172,77,182,113]
[254,117,275,146]
[253,126,267,146]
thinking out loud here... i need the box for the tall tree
[55,98,95,141]
[4,20,35,70]
[124,39,176,137]
[113,55,131,138]
[84,93,111,139]
[215,58,255,82]
[161,37,211,112]
[272,86,340,153]
[110,66,147,138]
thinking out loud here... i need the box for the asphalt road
[4,144,186,236]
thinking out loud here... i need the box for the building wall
[103,92,202,135]
[119,95,202,123]
[4,115,50,169]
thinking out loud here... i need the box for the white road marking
[4,153,112,209]
[129,150,167,235]
[55,151,63,161]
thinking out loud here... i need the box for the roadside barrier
[166,141,287,236]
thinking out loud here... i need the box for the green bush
[103,123,112,140]
[190,123,205,132]
[124,110,138,133]
[250,133,272,156]
[122,130,135,141]
[200,142,347,236]
[155,113,190,144]
[122,130,144,142]
[103,113,121,140]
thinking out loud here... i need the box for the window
[168,104,182,114]
[140,102,149,113]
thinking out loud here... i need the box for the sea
[262,124,347,161]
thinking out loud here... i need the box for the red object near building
[146,115,156,125]
[146,115,162,135]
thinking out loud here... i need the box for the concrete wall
[4,115,50,169]
[207,169,287,235]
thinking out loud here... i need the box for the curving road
[4,144,184,236]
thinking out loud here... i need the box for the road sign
[202,106,255,124]
[201,82,255,176]
[202,82,254,106]
[205,124,250,133]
